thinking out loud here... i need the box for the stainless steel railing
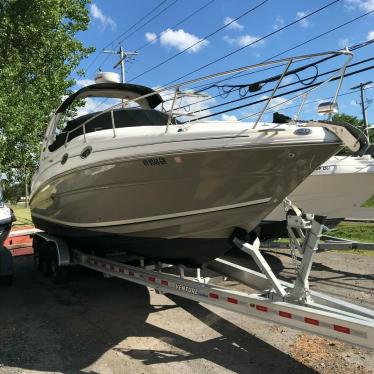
[53,48,353,147]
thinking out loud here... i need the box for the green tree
[0,0,94,185]
[332,113,373,154]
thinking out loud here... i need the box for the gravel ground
[0,249,373,374]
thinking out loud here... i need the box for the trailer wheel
[49,245,69,284]
[40,242,52,276]
[33,243,42,271]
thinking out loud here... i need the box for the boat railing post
[83,123,86,143]
[292,92,309,125]
[64,132,70,148]
[329,47,351,120]
[111,109,116,138]
[253,58,293,129]
[165,86,180,134]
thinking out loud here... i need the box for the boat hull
[31,142,339,264]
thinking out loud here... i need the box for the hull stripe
[32,196,271,228]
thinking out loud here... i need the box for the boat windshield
[48,107,177,152]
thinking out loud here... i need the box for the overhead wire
[257,86,374,115]
[169,35,374,112]
[115,0,180,45]
[134,0,216,52]
[182,63,374,122]
[158,0,342,87]
[127,0,271,82]
[81,0,175,77]
[207,8,374,89]
[177,56,374,117]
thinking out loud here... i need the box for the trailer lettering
[175,283,198,295]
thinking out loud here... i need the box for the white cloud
[282,75,294,85]
[222,114,238,121]
[273,16,285,30]
[90,4,116,31]
[157,89,215,121]
[295,11,310,28]
[76,97,121,117]
[344,0,374,11]
[145,32,157,43]
[223,17,244,30]
[350,99,359,107]
[223,34,264,48]
[368,30,374,40]
[75,79,95,88]
[261,95,292,110]
[338,38,350,48]
[160,29,209,53]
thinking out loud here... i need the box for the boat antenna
[104,44,138,83]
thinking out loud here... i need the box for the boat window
[48,108,177,152]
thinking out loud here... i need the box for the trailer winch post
[289,215,326,303]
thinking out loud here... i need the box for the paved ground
[0,250,373,374]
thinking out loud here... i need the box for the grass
[10,204,33,227]
[362,196,374,208]
[271,221,374,256]
[329,222,374,243]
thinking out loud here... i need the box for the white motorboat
[30,50,369,265]
[260,154,374,239]
[0,191,14,245]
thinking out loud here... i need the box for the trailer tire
[49,245,69,284]
[33,244,42,271]
[40,242,52,276]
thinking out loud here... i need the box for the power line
[190,12,374,94]
[116,0,180,46]
[160,0,342,87]
[170,35,374,111]
[263,86,374,115]
[183,63,374,122]
[128,0,271,83]
[81,0,171,76]
[90,0,181,78]
[134,0,216,52]
[176,56,374,116]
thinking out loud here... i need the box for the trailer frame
[31,212,374,350]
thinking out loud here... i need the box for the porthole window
[61,153,69,165]
[80,146,92,159]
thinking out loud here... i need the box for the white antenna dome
[95,72,120,84]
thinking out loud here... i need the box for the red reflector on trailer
[129,271,134,276]
[148,276,155,282]
[209,293,219,299]
[227,297,238,304]
[279,311,292,319]
[256,305,268,312]
[161,280,168,286]
[334,325,350,334]
[305,317,319,326]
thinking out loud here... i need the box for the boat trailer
[29,211,374,350]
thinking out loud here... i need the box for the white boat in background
[259,154,374,239]
[0,190,15,244]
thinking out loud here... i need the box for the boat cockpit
[46,83,174,152]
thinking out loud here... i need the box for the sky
[71,0,374,124]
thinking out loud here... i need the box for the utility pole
[351,81,372,138]
[103,44,138,83]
